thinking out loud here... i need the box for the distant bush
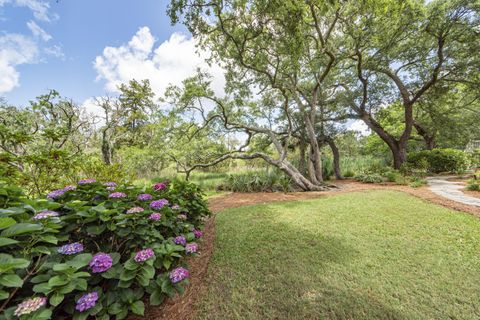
[409,176,427,188]
[343,169,355,178]
[355,173,384,184]
[408,149,470,174]
[384,170,400,182]
[0,179,209,319]
[467,179,480,191]
[219,170,293,192]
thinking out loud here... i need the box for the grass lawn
[197,190,480,320]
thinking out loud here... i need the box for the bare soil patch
[135,180,480,320]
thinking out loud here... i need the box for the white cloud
[347,120,370,136]
[81,97,106,128]
[44,44,64,59]
[3,0,58,22]
[94,27,225,98]
[27,20,51,41]
[0,33,38,94]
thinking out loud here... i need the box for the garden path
[427,177,480,207]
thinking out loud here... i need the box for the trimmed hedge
[0,179,209,320]
[407,148,470,173]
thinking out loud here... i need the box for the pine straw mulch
[132,180,480,320]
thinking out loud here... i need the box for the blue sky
[0,0,207,107]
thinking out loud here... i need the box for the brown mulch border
[134,180,480,320]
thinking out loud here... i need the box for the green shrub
[467,179,480,191]
[343,169,355,178]
[384,170,400,182]
[408,148,470,174]
[355,173,384,183]
[409,176,427,188]
[0,179,209,319]
[219,170,293,192]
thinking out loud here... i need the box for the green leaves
[0,217,16,229]
[130,300,145,316]
[0,237,18,247]
[1,223,42,237]
[0,274,23,287]
[0,254,30,273]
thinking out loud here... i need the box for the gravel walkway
[427,177,480,207]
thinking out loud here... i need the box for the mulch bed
[133,180,480,320]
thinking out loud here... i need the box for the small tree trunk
[101,130,113,165]
[326,137,343,180]
[414,121,437,150]
[298,136,307,176]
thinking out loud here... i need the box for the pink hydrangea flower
[14,297,47,316]
[149,213,161,221]
[126,207,144,214]
[153,182,167,191]
[186,243,198,254]
[178,214,187,220]
[32,210,59,220]
[109,192,127,198]
[169,267,189,283]
[134,248,154,262]
[193,229,203,238]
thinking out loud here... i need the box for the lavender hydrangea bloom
[137,193,153,201]
[174,236,187,246]
[89,253,113,273]
[171,204,180,210]
[126,207,144,214]
[13,297,47,316]
[58,242,84,255]
[47,185,76,199]
[178,214,187,220]
[185,243,198,254]
[78,179,97,185]
[104,182,117,187]
[149,213,161,221]
[32,210,59,220]
[134,248,154,262]
[150,199,169,210]
[153,182,167,191]
[75,292,99,312]
[169,267,189,283]
[109,192,127,199]
[193,229,203,238]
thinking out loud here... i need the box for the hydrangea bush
[0,179,209,320]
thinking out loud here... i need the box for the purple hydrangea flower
[13,297,47,317]
[32,210,59,220]
[47,185,76,199]
[169,267,189,283]
[108,192,127,199]
[78,179,97,185]
[137,193,153,201]
[150,199,169,210]
[153,182,167,191]
[89,253,113,273]
[104,182,117,188]
[178,214,187,220]
[75,292,98,312]
[126,207,144,214]
[174,236,187,246]
[171,204,180,210]
[58,242,84,255]
[185,243,198,254]
[193,229,203,238]
[149,213,162,221]
[134,248,154,263]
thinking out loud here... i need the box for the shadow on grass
[199,205,407,320]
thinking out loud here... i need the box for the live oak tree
[341,0,480,168]
[168,0,480,176]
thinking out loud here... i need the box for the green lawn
[197,190,480,320]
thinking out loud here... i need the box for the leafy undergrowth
[198,190,480,319]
